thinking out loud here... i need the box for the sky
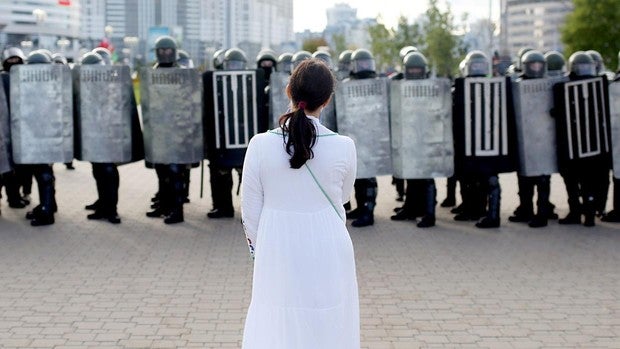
[293,0,501,32]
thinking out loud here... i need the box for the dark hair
[278,58,335,169]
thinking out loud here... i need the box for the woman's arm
[241,136,264,259]
[342,138,357,204]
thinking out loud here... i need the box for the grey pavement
[0,161,619,349]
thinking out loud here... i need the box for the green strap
[304,164,344,221]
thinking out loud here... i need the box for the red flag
[58,0,71,6]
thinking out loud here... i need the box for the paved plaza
[0,161,619,349]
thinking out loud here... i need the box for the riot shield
[552,76,611,170]
[608,81,620,177]
[203,69,267,168]
[140,67,203,164]
[74,65,138,163]
[335,77,392,178]
[10,64,73,164]
[390,78,453,179]
[0,80,10,174]
[453,76,517,176]
[512,76,566,176]
[321,95,337,131]
[269,71,290,129]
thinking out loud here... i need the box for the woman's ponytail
[278,102,317,169]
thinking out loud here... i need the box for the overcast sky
[293,0,501,32]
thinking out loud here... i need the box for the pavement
[0,161,619,349]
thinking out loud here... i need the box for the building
[0,0,81,56]
[500,0,573,59]
[323,3,374,54]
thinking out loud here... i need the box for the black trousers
[209,164,236,212]
[92,163,120,215]
[155,163,186,214]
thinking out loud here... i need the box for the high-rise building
[500,0,573,58]
[0,0,81,52]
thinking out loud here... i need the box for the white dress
[241,115,360,349]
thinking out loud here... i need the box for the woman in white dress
[241,58,360,349]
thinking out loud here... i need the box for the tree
[561,0,620,71]
[331,33,348,56]
[423,0,461,77]
[301,37,329,54]
[367,21,395,72]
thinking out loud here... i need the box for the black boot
[164,208,184,224]
[417,179,436,228]
[351,179,376,228]
[476,175,500,229]
[164,164,186,224]
[582,195,595,227]
[529,175,550,228]
[440,176,457,207]
[31,166,56,226]
[351,206,374,227]
[602,178,620,222]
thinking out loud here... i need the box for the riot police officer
[0,47,30,209]
[21,51,59,226]
[292,51,312,72]
[257,48,277,83]
[276,52,293,75]
[602,50,620,222]
[343,48,381,227]
[312,50,333,69]
[212,48,226,70]
[544,50,566,77]
[79,52,122,224]
[390,51,438,227]
[92,47,113,65]
[509,50,558,227]
[206,48,249,219]
[452,50,513,228]
[553,51,610,227]
[177,49,194,68]
[145,35,188,224]
[336,50,353,81]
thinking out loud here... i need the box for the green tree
[561,0,620,70]
[423,0,461,77]
[301,37,329,53]
[331,33,348,55]
[367,21,395,72]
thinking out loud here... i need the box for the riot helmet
[26,50,52,64]
[399,46,418,60]
[463,50,489,77]
[312,50,333,69]
[515,46,533,71]
[223,48,247,70]
[350,48,376,78]
[51,53,68,65]
[337,49,353,74]
[291,50,312,71]
[544,50,566,77]
[256,48,277,80]
[212,49,226,70]
[403,51,428,80]
[177,49,194,68]
[276,52,293,74]
[586,50,605,75]
[154,35,178,65]
[521,50,546,79]
[2,47,26,72]
[80,52,104,65]
[93,47,112,65]
[568,51,596,77]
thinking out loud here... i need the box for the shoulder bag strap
[304,163,344,221]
